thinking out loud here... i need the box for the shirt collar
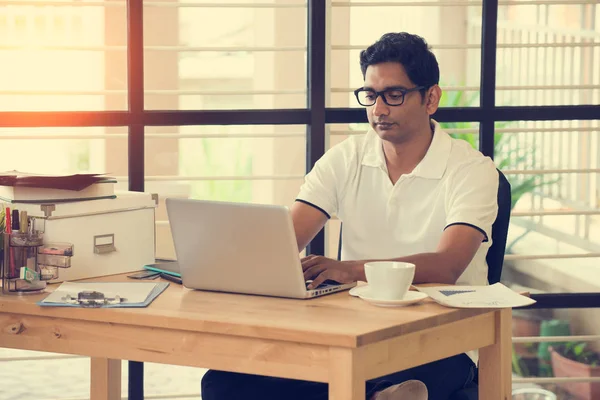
[361,119,452,180]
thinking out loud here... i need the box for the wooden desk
[0,274,511,400]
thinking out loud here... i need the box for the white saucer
[349,285,429,307]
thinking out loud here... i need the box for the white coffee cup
[364,261,416,300]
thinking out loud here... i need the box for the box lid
[3,191,156,219]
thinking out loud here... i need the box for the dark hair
[359,32,440,91]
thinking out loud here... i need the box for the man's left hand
[301,255,363,289]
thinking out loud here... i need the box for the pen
[5,207,11,234]
[160,273,182,285]
[20,211,27,234]
[5,207,15,278]
[11,209,20,232]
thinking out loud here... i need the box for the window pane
[0,1,127,111]
[0,127,127,178]
[496,120,600,294]
[143,1,307,110]
[147,124,306,259]
[329,1,482,107]
[496,1,600,106]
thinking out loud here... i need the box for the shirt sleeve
[296,144,349,219]
[445,158,499,242]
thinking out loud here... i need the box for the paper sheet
[41,281,160,304]
[416,283,536,308]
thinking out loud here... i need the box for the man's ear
[425,85,442,115]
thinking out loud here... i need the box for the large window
[1,1,599,399]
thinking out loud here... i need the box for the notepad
[416,283,536,308]
[38,281,169,308]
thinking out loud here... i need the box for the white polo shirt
[296,120,499,286]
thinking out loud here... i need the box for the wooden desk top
[0,274,492,348]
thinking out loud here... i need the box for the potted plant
[550,342,600,400]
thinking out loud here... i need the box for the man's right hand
[301,255,363,289]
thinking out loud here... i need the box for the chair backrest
[337,169,512,284]
[486,169,512,284]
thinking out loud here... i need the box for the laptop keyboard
[305,280,340,290]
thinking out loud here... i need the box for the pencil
[160,273,182,285]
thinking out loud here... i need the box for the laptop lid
[166,198,309,298]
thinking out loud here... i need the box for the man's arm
[376,224,485,284]
[303,224,484,287]
[291,201,329,252]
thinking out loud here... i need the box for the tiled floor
[0,348,206,400]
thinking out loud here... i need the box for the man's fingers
[307,271,330,289]
[303,265,325,281]
[301,255,323,271]
[301,254,318,262]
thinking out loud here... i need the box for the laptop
[166,198,356,299]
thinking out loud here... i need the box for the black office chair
[337,169,512,400]
[448,169,511,400]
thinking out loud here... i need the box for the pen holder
[1,231,46,295]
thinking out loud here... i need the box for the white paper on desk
[415,283,536,308]
[40,282,160,304]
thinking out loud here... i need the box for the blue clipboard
[37,282,169,308]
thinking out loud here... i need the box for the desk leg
[328,347,365,400]
[479,308,512,400]
[90,358,121,400]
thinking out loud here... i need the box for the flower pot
[513,314,541,357]
[550,347,600,400]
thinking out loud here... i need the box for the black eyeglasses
[353,86,425,107]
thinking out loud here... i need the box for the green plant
[512,344,530,376]
[554,342,600,367]
[180,126,253,202]
[68,140,91,172]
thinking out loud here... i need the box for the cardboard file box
[4,191,157,282]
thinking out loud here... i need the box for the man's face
[363,62,434,144]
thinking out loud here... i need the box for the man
[201,32,499,400]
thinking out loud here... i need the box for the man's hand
[301,255,363,289]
